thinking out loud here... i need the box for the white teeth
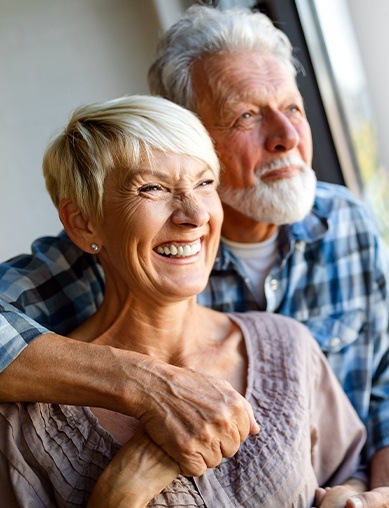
[156,241,201,258]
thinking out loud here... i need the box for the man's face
[191,51,316,238]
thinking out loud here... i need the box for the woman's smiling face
[95,150,223,302]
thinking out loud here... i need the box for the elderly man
[148,6,389,503]
[0,5,388,506]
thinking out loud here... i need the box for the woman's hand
[346,488,389,508]
[88,428,180,508]
[314,479,367,508]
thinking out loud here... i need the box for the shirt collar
[214,189,330,270]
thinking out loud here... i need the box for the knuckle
[180,455,207,477]
[222,442,240,459]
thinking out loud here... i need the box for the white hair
[148,5,298,111]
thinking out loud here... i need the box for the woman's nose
[265,110,299,152]
[171,194,210,227]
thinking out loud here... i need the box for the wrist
[342,478,367,493]
[113,351,174,420]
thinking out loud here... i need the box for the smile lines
[156,240,201,258]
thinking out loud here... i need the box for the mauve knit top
[0,312,365,507]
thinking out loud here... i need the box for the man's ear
[59,199,102,254]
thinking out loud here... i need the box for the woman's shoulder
[229,310,323,374]
[230,310,318,348]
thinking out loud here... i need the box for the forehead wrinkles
[198,53,298,122]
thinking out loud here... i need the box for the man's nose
[171,194,210,227]
[265,110,299,152]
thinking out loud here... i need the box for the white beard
[217,156,317,225]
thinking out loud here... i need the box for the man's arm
[0,332,259,476]
[342,447,389,507]
[370,446,389,488]
[0,234,257,474]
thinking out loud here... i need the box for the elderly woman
[0,95,366,507]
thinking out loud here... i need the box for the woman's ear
[59,199,102,254]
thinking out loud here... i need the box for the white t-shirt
[221,231,278,309]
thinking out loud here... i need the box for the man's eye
[288,104,304,115]
[232,110,259,129]
[138,184,163,193]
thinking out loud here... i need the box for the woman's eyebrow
[126,167,211,183]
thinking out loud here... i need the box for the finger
[205,438,224,469]
[346,488,389,508]
[346,497,364,508]
[314,487,327,507]
[219,424,242,458]
[242,398,260,435]
[179,453,208,477]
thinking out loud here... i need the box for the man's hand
[128,354,260,476]
[0,334,259,478]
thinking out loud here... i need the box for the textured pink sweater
[0,312,365,507]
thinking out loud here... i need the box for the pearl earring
[91,243,99,252]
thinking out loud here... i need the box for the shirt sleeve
[0,232,104,371]
[366,233,389,458]
[0,299,49,371]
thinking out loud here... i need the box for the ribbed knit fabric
[0,312,365,507]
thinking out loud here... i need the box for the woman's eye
[241,112,252,119]
[138,183,163,193]
[198,179,215,188]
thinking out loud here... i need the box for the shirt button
[330,337,341,348]
[244,277,250,285]
[270,279,278,291]
[215,257,220,263]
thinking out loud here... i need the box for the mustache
[255,156,311,177]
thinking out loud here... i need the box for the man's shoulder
[0,231,89,275]
[314,181,366,214]
[0,231,99,311]
[309,181,378,235]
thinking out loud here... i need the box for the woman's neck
[69,278,247,393]
[70,294,213,364]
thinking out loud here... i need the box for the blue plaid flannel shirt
[0,182,388,464]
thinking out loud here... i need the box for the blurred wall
[1,0,388,260]
[0,0,162,260]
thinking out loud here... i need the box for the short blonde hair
[43,95,220,221]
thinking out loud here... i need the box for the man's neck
[221,203,279,243]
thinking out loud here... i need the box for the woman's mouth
[154,239,201,258]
